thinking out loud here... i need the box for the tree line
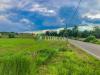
[44,26,100,39]
[0,32,33,38]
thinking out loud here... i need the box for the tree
[45,31,51,36]
[93,26,100,38]
[8,32,16,38]
[58,29,67,37]
[50,31,58,36]
[81,30,92,38]
[72,26,79,37]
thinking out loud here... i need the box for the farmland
[0,38,100,75]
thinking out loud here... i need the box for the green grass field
[0,38,100,75]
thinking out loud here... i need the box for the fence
[39,36,67,41]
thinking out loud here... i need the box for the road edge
[69,40,100,60]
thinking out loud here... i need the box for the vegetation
[84,35,100,44]
[93,26,100,38]
[84,36,98,42]
[0,38,100,75]
[8,32,16,38]
[0,32,33,38]
[44,26,100,44]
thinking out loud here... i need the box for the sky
[0,0,100,32]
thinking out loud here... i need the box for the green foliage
[0,39,99,75]
[8,32,16,38]
[93,26,100,38]
[0,55,31,75]
[45,31,58,36]
[59,30,65,37]
[72,26,79,37]
[43,26,100,41]
[84,35,98,43]
[81,30,92,38]
[0,33,2,38]
[17,33,33,38]
[37,48,100,75]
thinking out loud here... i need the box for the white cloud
[83,13,100,19]
[80,0,100,16]
[20,18,31,24]
[0,0,100,32]
[0,15,7,20]
[29,4,56,16]
[0,2,11,11]
[0,18,32,32]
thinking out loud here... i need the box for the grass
[0,38,100,75]
[96,39,100,44]
[87,39,100,45]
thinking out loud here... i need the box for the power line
[66,0,82,28]
[64,0,82,42]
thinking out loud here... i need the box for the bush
[0,33,2,38]
[8,33,16,38]
[84,36,98,43]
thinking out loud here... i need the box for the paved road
[69,40,100,59]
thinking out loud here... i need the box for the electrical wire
[66,0,82,28]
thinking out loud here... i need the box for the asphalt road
[69,39,100,60]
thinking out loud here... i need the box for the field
[0,38,100,75]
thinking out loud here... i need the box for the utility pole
[65,0,82,42]
[65,23,68,42]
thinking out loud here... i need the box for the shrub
[84,35,98,43]
[8,33,16,38]
[0,33,2,38]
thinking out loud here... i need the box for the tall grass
[0,49,57,75]
[37,48,100,75]
[0,54,31,75]
[0,39,99,75]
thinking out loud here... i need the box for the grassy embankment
[0,38,100,75]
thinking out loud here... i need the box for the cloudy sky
[0,0,100,32]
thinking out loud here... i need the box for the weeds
[0,39,99,75]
